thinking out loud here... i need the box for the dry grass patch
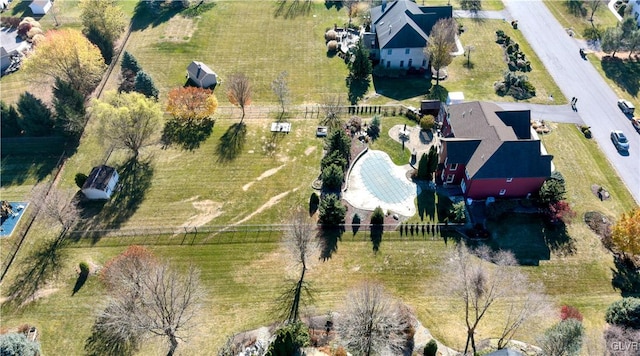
[162,15,197,42]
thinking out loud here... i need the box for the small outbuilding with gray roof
[82,165,119,200]
[437,101,553,200]
[187,61,218,88]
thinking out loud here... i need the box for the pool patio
[1,202,28,237]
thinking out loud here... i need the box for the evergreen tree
[371,206,384,225]
[121,51,141,74]
[326,128,351,162]
[1,101,22,137]
[319,193,346,228]
[426,145,439,180]
[322,163,344,191]
[134,71,159,99]
[17,92,54,136]
[348,38,372,80]
[417,153,429,179]
[53,78,86,137]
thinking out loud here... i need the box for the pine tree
[134,71,159,99]
[348,38,372,80]
[1,101,22,137]
[417,153,429,179]
[121,51,141,74]
[53,78,86,137]
[17,92,54,136]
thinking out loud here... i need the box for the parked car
[610,130,630,151]
[618,99,635,115]
[632,118,640,133]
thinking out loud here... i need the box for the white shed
[29,0,52,15]
[446,91,465,105]
[187,61,217,88]
[81,165,119,200]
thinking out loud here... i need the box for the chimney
[389,24,392,34]
[469,108,472,116]
[196,63,202,78]
[382,0,387,12]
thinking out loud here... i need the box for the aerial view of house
[0,0,639,355]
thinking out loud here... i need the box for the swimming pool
[343,150,417,217]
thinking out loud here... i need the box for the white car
[618,99,635,115]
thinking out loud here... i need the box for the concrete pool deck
[343,150,418,217]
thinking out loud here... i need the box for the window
[387,49,392,55]
[499,189,507,196]
[446,174,455,183]
[386,61,390,68]
[381,59,384,65]
[450,163,458,171]
[400,60,404,68]
[422,59,427,67]
[405,48,410,54]
[506,178,513,182]
[408,59,413,68]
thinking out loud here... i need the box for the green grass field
[543,0,619,40]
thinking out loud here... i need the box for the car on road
[618,99,635,115]
[632,118,640,133]
[611,130,630,151]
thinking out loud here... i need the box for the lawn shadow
[131,1,183,31]
[71,267,89,296]
[85,318,139,356]
[274,0,312,18]
[351,214,361,236]
[2,234,67,309]
[216,122,247,163]
[347,77,371,105]
[8,1,31,16]
[601,56,640,97]
[0,137,68,187]
[161,118,215,151]
[318,227,343,261]
[372,75,432,101]
[542,220,576,257]
[611,254,640,297]
[484,214,552,266]
[74,157,154,244]
[416,188,436,222]
[324,0,343,10]
[427,84,449,103]
[370,224,383,253]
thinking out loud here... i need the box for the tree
[271,71,290,115]
[0,333,41,356]
[426,145,438,180]
[536,319,584,356]
[97,247,203,356]
[343,0,360,26]
[120,51,141,93]
[336,282,409,356]
[586,0,604,23]
[537,172,566,205]
[134,71,159,99]
[79,0,125,61]
[624,28,640,59]
[1,101,22,137]
[610,208,640,258]
[321,150,348,171]
[367,115,381,139]
[602,26,624,57]
[320,95,344,131]
[547,200,576,224]
[326,128,352,163]
[53,78,87,137]
[371,206,384,225]
[560,305,584,322]
[166,86,218,124]
[424,339,437,356]
[92,91,163,159]
[322,164,344,191]
[605,297,640,329]
[496,281,549,349]
[17,92,54,137]
[420,114,435,131]
[30,183,80,234]
[460,0,481,11]
[444,244,542,355]
[417,153,429,180]
[265,321,310,356]
[319,193,346,228]
[425,18,457,86]
[226,72,252,123]
[121,51,141,74]
[280,209,318,323]
[22,29,105,96]
[604,325,640,356]
[348,38,372,81]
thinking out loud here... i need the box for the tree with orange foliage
[166,86,218,124]
[611,208,640,258]
[226,73,251,123]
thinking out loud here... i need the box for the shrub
[583,25,603,40]
[75,173,88,188]
[547,200,576,224]
[449,201,466,223]
[334,346,347,356]
[79,261,90,275]
[605,297,640,329]
[0,333,41,356]
[309,192,320,212]
[265,321,310,356]
[424,339,438,356]
[420,115,435,131]
[371,206,384,225]
[327,40,338,52]
[346,116,362,135]
[485,199,518,220]
[322,164,344,191]
[561,305,584,322]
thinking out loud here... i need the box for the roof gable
[82,165,117,191]
[187,61,215,80]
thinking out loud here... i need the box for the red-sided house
[437,101,553,200]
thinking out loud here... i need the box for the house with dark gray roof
[365,0,452,69]
[187,61,218,88]
[437,102,553,200]
[81,165,119,200]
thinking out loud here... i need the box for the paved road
[503,0,640,204]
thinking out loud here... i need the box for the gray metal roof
[82,165,117,191]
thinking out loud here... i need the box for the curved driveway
[503,0,639,204]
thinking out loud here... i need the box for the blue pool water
[1,202,28,237]
[359,152,414,204]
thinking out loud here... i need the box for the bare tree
[424,17,457,86]
[336,282,409,356]
[96,248,203,356]
[444,244,525,355]
[343,0,360,26]
[320,95,344,132]
[279,209,318,323]
[226,73,252,123]
[496,281,551,349]
[271,71,290,115]
[586,0,604,23]
[29,183,80,234]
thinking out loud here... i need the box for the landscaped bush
[605,297,640,329]
[327,40,338,52]
[75,173,88,188]
[367,115,381,140]
[449,201,466,223]
[583,25,603,41]
[346,116,362,135]
[322,164,344,191]
[579,125,592,138]
[424,339,438,356]
[561,305,583,322]
[494,71,536,100]
[79,261,90,275]
[325,30,337,41]
[485,199,518,220]
[265,321,310,356]
[420,115,435,131]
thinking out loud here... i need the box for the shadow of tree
[542,221,576,257]
[216,123,247,163]
[71,267,89,296]
[370,224,383,253]
[347,77,371,105]
[85,318,138,356]
[611,254,640,297]
[566,0,587,17]
[131,1,184,31]
[74,157,154,243]
[274,0,312,18]
[601,56,640,97]
[417,188,436,222]
[3,234,67,309]
[351,214,360,236]
[161,119,215,151]
[319,227,343,261]
[372,75,432,101]
[8,0,31,16]
[262,131,287,157]
[324,0,343,10]
[0,137,71,187]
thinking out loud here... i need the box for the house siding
[631,0,640,25]
[464,177,546,200]
[380,47,428,69]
